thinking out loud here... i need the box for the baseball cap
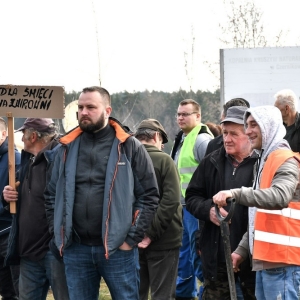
[15,118,56,133]
[220,106,248,125]
[137,118,168,144]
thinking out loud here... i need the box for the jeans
[63,242,140,300]
[255,266,300,299]
[0,234,19,299]
[176,207,203,298]
[19,250,69,300]
[139,248,179,300]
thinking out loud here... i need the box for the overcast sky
[1,0,299,94]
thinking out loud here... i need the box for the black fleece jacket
[185,146,257,281]
[284,112,300,152]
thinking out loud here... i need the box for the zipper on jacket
[104,142,121,259]
[61,146,68,255]
[132,210,140,226]
[232,167,236,176]
[232,156,252,176]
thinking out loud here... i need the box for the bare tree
[122,95,140,127]
[182,24,195,95]
[219,0,267,48]
[91,0,101,86]
[204,0,286,87]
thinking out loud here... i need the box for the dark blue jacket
[0,138,21,236]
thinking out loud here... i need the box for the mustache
[79,117,91,122]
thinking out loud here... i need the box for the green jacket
[144,144,183,250]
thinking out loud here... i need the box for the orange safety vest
[253,149,300,265]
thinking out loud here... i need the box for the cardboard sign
[0,84,65,213]
[0,85,64,118]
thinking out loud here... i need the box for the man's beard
[79,112,106,133]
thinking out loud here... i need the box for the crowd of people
[0,86,299,300]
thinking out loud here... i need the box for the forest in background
[11,89,220,153]
[11,0,289,154]
[64,89,221,153]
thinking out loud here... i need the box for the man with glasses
[171,99,213,300]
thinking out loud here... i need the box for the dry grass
[46,281,200,299]
[46,281,127,300]
[47,280,199,300]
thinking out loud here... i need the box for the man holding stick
[213,106,300,299]
[0,117,20,299]
[3,118,69,300]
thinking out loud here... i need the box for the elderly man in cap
[186,107,257,299]
[205,98,249,155]
[135,118,183,300]
[3,118,69,300]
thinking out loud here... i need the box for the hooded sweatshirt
[246,106,291,254]
[231,106,299,270]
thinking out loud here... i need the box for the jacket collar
[59,117,131,145]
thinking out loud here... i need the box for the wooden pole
[6,113,16,214]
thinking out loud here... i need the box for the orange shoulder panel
[59,127,83,145]
[109,119,130,143]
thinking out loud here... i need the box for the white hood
[244,105,290,172]
[243,105,291,254]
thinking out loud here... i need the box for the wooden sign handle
[6,113,16,214]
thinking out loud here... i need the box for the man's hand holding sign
[0,85,64,213]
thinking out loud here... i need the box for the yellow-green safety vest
[178,123,213,197]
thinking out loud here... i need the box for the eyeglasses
[175,112,198,118]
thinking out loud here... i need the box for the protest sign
[0,85,64,213]
[0,85,64,118]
